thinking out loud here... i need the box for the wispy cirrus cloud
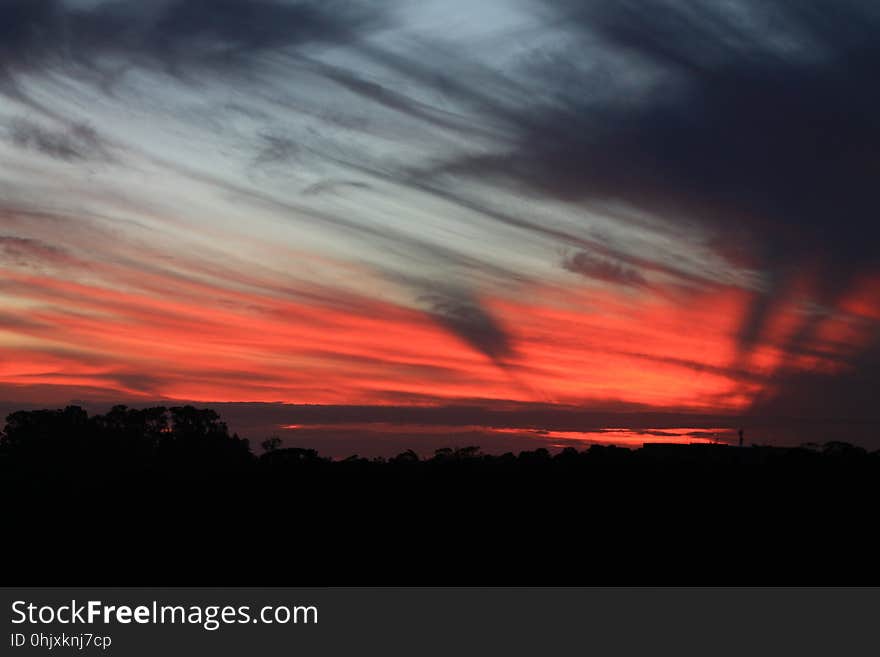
[563,251,646,287]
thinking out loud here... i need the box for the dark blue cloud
[420,289,514,366]
[0,0,381,80]
[427,0,880,360]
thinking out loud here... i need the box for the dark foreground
[2,406,878,585]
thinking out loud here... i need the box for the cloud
[8,119,106,161]
[302,179,371,196]
[0,235,75,268]
[748,334,880,420]
[3,0,880,441]
[420,289,514,366]
[0,311,50,332]
[426,0,880,359]
[563,251,646,286]
[202,400,880,450]
[0,0,383,82]
[0,0,59,74]
[615,351,768,385]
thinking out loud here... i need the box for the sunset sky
[2,0,880,453]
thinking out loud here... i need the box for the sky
[2,0,880,453]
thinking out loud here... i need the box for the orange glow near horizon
[280,423,728,449]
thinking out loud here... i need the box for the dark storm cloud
[563,251,646,287]
[420,290,514,365]
[430,0,880,358]
[0,0,380,81]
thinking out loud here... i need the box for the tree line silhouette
[3,405,878,586]
[3,404,877,475]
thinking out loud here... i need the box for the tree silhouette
[2,403,880,586]
[390,449,419,464]
[261,435,283,453]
